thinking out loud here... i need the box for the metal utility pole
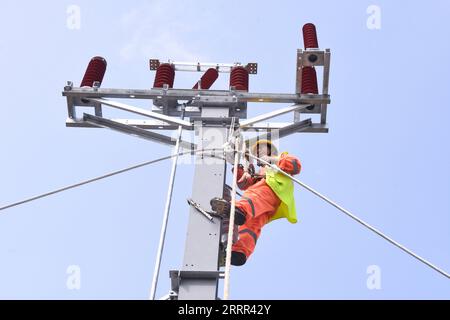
[177,106,230,300]
[62,23,331,300]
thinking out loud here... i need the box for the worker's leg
[231,216,266,265]
[232,180,281,265]
[235,179,281,222]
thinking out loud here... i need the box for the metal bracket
[245,118,313,147]
[295,48,331,123]
[66,117,180,130]
[190,116,238,128]
[245,63,258,74]
[63,87,330,112]
[88,98,193,129]
[83,113,195,149]
[150,60,258,74]
[191,95,238,106]
[158,291,178,300]
[240,104,310,128]
[149,59,161,70]
[67,117,327,133]
[170,270,225,298]
[187,198,215,222]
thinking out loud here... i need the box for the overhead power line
[1,148,448,280]
[0,149,220,213]
[248,153,450,280]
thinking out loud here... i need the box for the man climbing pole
[211,139,302,266]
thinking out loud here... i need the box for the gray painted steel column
[178,106,229,300]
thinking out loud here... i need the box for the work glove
[258,155,276,166]
[232,164,245,181]
[237,172,253,188]
[232,163,256,180]
[247,163,256,176]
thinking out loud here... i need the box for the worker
[211,139,301,266]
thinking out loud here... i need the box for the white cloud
[119,1,208,62]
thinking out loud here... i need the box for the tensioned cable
[245,152,450,280]
[0,148,221,213]
[223,137,240,300]
[150,106,186,300]
[0,147,448,280]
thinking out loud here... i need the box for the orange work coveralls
[232,153,301,260]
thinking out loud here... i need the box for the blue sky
[0,0,449,299]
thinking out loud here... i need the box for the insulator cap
[230,66,249,91]
[302,23,319,49]
[153,63,175,88]
[301,66,318,94]
[80,56,107,87]
[192,68,219,89]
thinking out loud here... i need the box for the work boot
[210,197,246,226]
[219,248,226,267]
[231,251,247,266]
[220,250,247,267]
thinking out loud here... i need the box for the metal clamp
[187,198,215,222]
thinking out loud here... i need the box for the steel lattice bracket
[169,270,225,300]
[149,59,258,74]
[63,86,330,118]
[62,86,330,133]
[295,48,331,123]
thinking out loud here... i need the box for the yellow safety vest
[265,160,298,224]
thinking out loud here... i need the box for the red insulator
[229,66,249,91]
[302,23,319,49]
[80,56,107,87]
[301,66,318,94]
[192,68,219,89]
[153,63,175,88]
